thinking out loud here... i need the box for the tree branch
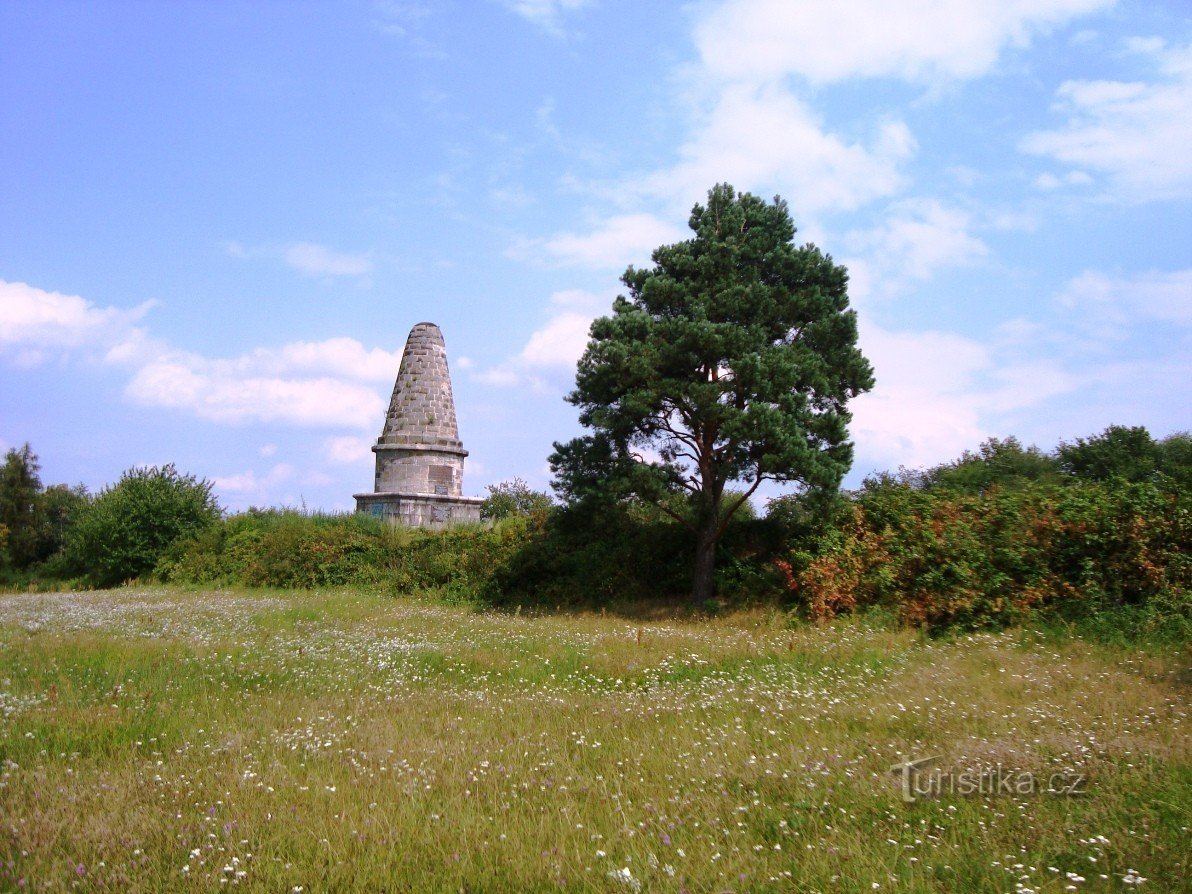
[713,472,767,541]
[655,499,697,532]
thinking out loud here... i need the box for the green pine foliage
[551,183,873,603]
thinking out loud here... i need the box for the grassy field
[0,587,1187,892]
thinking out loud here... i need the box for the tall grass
[1,587,1187,891]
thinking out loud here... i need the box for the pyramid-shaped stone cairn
[354,322,482,526]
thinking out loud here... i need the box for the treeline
[0,454,219,588]
[2,425,1188,638]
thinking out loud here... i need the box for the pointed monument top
[376,321,463,452]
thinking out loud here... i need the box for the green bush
[485,499,705,608]
[67,464,220,587]
[162,509,533,600]
[387,516,536,602]
[480,478,553,521]
[161,510,388,588]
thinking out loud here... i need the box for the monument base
[354,491,484,528]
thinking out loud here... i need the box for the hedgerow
[777,478,1189,635]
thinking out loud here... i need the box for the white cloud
[845,200,988,296]
[283,243,374,277]
[978,359,1083,414]
[125,355,385,428]
[1032,170,1094,190]
[1056,268,1192,328]
[97,326,400,428]
[213,463,295,495]
[849,315,1091,472]
[641,84,914,215]
[500,0,588,35]
[514,214,685,270]
[850,321,992,469]
[850,265,1189,471]
[695,0,1114,86]
[0,279,155,358]
[240,338,401,383]
[1022,39,1192,200]
[325,435,374,465]
[519,311,595,367]
[473,366,527,388]
[474,289,610,388]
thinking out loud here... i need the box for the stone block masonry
[354,322,483,526]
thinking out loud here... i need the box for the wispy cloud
[499,0,589,36]
[511,214,685,270]
[283,243,374,277]
[324,435,375,465]
[1056,268,1192,332]
[695,0,1115,86]
[371,1,445,57]
[1022,38,1192,201]
[213,462,295,495]
[852,263,1192,472]
[844,200,989,304]
[225,241,374,279]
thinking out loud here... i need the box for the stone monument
[354,322,483,526]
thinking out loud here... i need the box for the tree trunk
[691,520,718,605]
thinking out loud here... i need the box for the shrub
[161,509,534,599]
[1058,424,1159,483]
[388,516,536,602]
[484,499,697,608]
[480,478,553,521]
[780,479,1189,632]
[161,510,388,589]
[67,464,220,587]
[921,436,1063,493]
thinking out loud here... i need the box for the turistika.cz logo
[890,757,1089,803]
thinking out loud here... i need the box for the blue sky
[2,0,1189,512]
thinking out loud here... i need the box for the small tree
[36,483,90,561]
[1156,431,1192,491]
[1058,425,1159,483]
[551,183,874,603]
[68,464,221,587]
[0,444,43,569]
[921,436,1062,494]
[480,478,554,520]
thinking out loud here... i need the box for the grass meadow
[0,587,1187,892]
